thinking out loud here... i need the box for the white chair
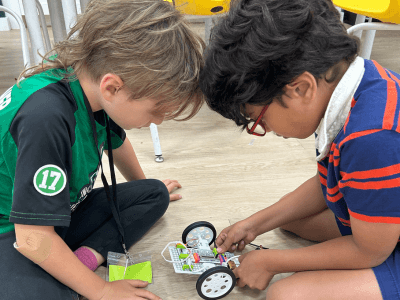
[0,5,30,67]
[21,0,77,63]
[1,1,51,66]
[347,21,400,60]
[334,0,400,60]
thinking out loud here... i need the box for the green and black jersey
[0,69,125,234]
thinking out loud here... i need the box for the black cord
[249,243,268,250]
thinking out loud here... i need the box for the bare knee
[279,221,297,233]
[279,209,341,242]
[266,280,285,300]
[266,278,308,300]
[279,220,308,240]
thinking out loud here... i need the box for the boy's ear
[284,71,317,105]
[99,73,124,102]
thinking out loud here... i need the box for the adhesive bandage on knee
[14,231,53,264]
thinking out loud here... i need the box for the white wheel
[196,266,236,299]
[182,221,216,247]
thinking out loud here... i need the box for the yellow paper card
[109,261,152,283]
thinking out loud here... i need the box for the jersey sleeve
[8,86,75,227]
[339,129,400,223]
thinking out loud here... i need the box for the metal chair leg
[347,22,400,59]
[61,0,78,35]
[35,0,51,52]
[21,0,45,64]
[47,0,67,43]
[150,123,164,163]
[0,5,31,67]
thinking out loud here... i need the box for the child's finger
[168,180,182,188]
[233,268,246,288]
[215,232,227,248]
[126,279,149,288]
[237,240,246,251]
[169,181,182,190]
[134,288,161,300]
[169,193,182,201]
[238,252,247,263]
[162,179,182,191]
[162,179,179,184]
[167,179,180,185]
[217,234,235,253]
[166,182,182,193]
[233,268,239,280]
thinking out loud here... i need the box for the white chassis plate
[168,246,239,275]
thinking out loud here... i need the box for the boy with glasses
[199,0,400,299]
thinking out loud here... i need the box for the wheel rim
[200,272,233,298]
[186,226,214,247]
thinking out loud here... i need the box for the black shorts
[0,179,169,300]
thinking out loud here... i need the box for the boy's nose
[263,122,272,133]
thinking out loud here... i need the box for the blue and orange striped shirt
[318,59,400,236]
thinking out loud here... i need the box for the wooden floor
[1,22,400,300]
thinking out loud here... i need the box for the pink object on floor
[74,247,98,271]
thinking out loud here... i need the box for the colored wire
[225,255,241,264]
[161,241,192,263]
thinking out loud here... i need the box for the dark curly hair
[199,0,359,127]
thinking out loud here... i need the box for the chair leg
[347,22,400,59]
[354,14,366,39]
[21,0,45,64]
[47,0,67,43]
[80,0,91,13]
[335,6,344,23]
[150,123,164,163]
[0,5,31,67]
[205,16,218,45]
[35,0,51,52]
[61,0,78,35]
[360,18,376,60]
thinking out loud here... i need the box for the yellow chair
[165,0,230,44]
[333,0,400,24]
[166,0,229,16]
[333,0,400,59]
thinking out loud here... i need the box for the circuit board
[168,246,239,275]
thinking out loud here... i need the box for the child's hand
[161,179,182,201]
[215,220,257,253]
[99,280,161,300]
[233,250,276,290]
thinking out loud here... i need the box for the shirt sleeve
[9,86,75,227]
[339,129,400,223]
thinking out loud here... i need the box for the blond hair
[19,0,205,120]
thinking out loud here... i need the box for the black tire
[196,266,236,300]
[182,221,216,247]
